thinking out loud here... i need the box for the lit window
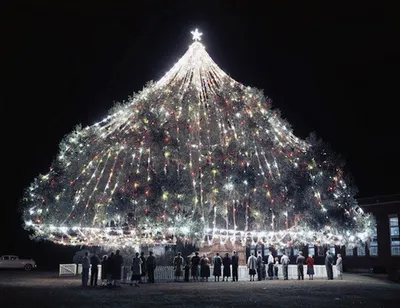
[345,247,354,256]
[329,246,335,255]
[285,247,291,256]
[277,249,282,256]
[318,246,325,256]
[293,247,299,256]
[369,227,378,256]
[308,244,315,256]
[389,215,400,256]
[357,244,366,256]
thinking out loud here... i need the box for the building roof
[357,194,400,207]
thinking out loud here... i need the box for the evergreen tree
[22,30,374,248]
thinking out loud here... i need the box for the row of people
[247,251,343,281]
[82,250,343,287]
[81,250,124,287]
[173,251,241,282]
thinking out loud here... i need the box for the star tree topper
[191,28,203,41]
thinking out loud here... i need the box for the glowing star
[191,28,203,41]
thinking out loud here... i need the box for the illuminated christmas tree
[22,29,374,248]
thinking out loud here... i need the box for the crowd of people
[246,250,342,281]
[80,249,343,287]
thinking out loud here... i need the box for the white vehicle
[0,255,37,271]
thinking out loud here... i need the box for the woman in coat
[200,254,210,282]
[247,252,257,281]
[306,254,315,280]
[131,252,142,287]
[212,253,222,281]
[173,252,184,282]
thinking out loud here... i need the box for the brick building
[343,194,400,271]
[244,194,400,272]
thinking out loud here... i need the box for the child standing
[273,257,279,279]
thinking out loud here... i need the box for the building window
[277,249,282,256]
[329,246,335,255]
[264,248,270,256]
[357,244,366,256]
[293,247,299,256]
[389,215,400,256]
[308,244,315,256]
[318,246,325,256]
[369,227,378,256]
[345,247,354,256]
[285,247,291,256]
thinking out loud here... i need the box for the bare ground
[0,271,399,308]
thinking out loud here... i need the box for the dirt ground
[0,271,399,308]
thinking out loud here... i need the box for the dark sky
[2,2,398,252]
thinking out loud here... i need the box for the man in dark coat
[139,252,147,283]
[325,251,334,280]
[113,250,123,287]
[256,251,264,281]
[90,252,101,286]
[231,251,239,281]
[107,252,114,286]
[101,255,108,286]
[222,253,231,281]
[296,251,305,280]
[190,252,201,281]
[146,251,157,283]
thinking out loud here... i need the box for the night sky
[2,2,398,255]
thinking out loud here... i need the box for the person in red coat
[306,254,315,280]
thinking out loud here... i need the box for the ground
[0,271,399,308]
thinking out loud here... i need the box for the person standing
[231,251,239,282]
[222,253,231,281]
[100,255,108,286]
[90,252,101,286]
[325,251,334,280]
[139,252,147,283]
[200,254,210,282]
[306,254,315,280]
[267,252,274,280]
[82,252,90,287]
[256,251,263,281]
[146,251,156,283]
[336,254,343,280]
[173,252,184,282]
[107,252,114,286]
[280,252,290,280]
[273,257,279,279]
[212,253,222,282]
[190,252,201,281]
[184,257,191,282]
[296,251,305,280]
[113,250,123,287]
[130,252,142,287]
[247,252,257,281]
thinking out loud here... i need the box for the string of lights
[22,30,374,248]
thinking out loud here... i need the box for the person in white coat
[336,254,343,280]
[247,252,257,281]
[267,252,274,280]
